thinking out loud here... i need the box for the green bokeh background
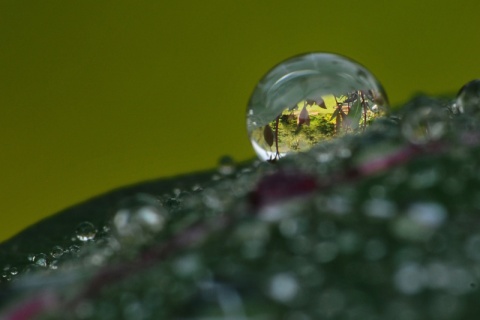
[1,0,479,242]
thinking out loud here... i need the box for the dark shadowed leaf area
[3,94,480,319]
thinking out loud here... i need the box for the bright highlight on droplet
[246,52,389,162]
[456,79,480,115]
[112,193,167,245]
[75,221,97,242]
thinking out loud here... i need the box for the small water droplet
[113,193,167,244]
[369,185,386,197]
[191,184,203,192]
[394,262,426,295]
[316,151,334,163]
[337,231,362,254]
[393,202,447,241]
[314,241,339,263]
[1,272,11,282]
[173,254,202,278]
[75,221,97,242]
[465,234,480,261]
[33,253,48,267]
[49,260,59,270]
[50,245,64,258]
[318,289,346,317]
[317,220,337,238]
[401,104,449,144]
[337,147,352,158]
[456,79,480,114]
[69,244,81,254]
[202,188,224,211]
[324,194,351,216]
[269,273,299,303]
[363,198,397,219]
[407,202,447,228]
[364,239,387,261]
[279,218,300,238]
[217,155,236,175]
[425,262,450,289]
[247,52,389,161]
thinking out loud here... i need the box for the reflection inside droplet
[246,52,389,162]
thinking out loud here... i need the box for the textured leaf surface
[3,94,480,320]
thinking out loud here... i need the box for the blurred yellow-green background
[1,0,479,242]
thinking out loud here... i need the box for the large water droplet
[75,221,97,242]
[246,52,389,161]
[456,79,480,114]
[113,193,167,244]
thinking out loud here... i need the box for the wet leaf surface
[3,94,480,319]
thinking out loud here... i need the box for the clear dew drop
[401,104,449,144]
[1,272,11,282]
[69,244,81,254]
[9,267,18,275]
[75,221,97,242]
[113,193,167,244]
[50,245,64,258]
[49,260,59,270]
[246,52,389,162]
[217,155,236,175]
[33,253,48,267]
[455,79,480,114]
